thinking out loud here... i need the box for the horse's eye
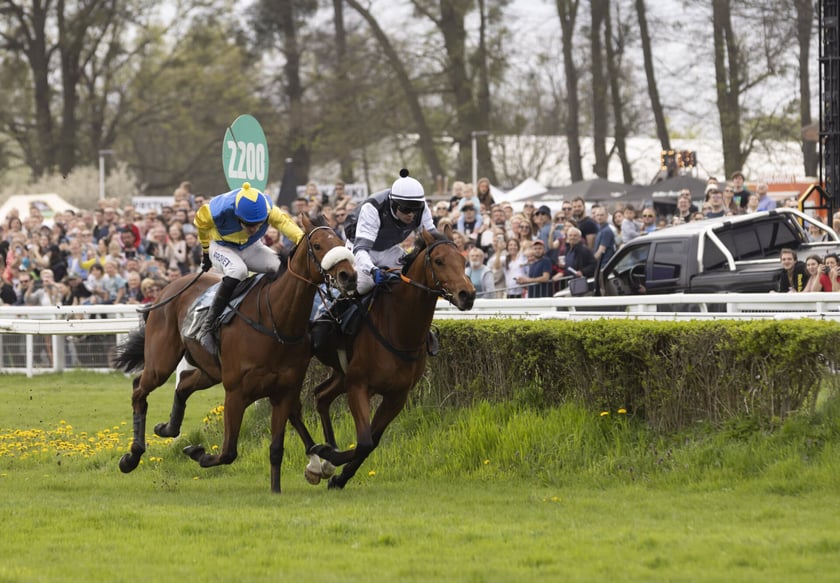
[434,257,444,266]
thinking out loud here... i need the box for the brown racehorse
[302,227,475,489]
[111,214,357,493]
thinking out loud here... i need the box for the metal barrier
[0,305,142,376]
[3,293,840,375]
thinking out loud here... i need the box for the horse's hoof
[320,460,336,479]
[119,452,140,474]
[183,444,205,461]
[327,476,345,490]
[304,468,321,485]
[154,422,179,438]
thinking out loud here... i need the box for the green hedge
[417,319,840,431]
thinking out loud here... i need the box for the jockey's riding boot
[200,276,238,353]
[311,296,352,351]
[310,318,334,351]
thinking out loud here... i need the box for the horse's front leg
[312,383,373,471]
[288,402,336,486]
[307,374,347,465]
[328,391,407,490]
[183,389,246,468]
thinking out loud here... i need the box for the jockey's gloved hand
[371,267,399,286]
[201,252,212,273]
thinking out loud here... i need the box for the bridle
[286,225,355,305]
[398,239,460,305]
[227,225,354,344]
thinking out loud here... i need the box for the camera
[824,266,831,274]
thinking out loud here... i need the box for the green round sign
[222,114,270,192]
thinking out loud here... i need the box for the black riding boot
[199,276,238,353]
[311,296,357,351]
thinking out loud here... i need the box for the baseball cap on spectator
[536,205,551,216]
[532,239,545,247]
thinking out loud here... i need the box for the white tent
[0,193,79,225]
[500,177,548,203]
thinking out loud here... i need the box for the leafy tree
[118,18,265,196]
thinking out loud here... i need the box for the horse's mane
[265,215,332,282]
[401,230,449,273]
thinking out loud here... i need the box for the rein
[239,225,350,343]
[364,238,459,361]
[285,225,346,308]
[137,269,204,316]
[397,239,459,304]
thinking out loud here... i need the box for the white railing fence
[3,293,840,375]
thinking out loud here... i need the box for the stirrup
[427,327,440,356]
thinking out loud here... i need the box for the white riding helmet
[389,169,426,213]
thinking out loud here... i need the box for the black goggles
[394,202,423,214]
[239,219,265,228]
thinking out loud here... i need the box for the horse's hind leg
[312,374,345,449]
[154,360,217,438]
[119,360,181,473]
[184,388,248,468]
[328,391,407,490]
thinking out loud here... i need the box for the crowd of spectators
[0,172,822,308]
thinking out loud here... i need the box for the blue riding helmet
[234,182,271,224]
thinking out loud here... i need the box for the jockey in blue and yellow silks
[194,182,304,352]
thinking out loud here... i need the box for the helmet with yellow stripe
[234,182,270,224]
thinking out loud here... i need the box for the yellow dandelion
[368,470,376,477]
[618,408,627,414]
[483,459,490,465]
[211,444,219,451]
[193,476,200,480]
[600,411,609,417]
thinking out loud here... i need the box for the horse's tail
[111,326,147,373]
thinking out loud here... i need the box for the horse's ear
[421,228,435,245]
[300,213,312,231]
[441,222,453,241]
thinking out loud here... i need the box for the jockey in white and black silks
[194,182,303,351]
[349,168,436,295]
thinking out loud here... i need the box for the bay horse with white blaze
[302,227,475,489]
[112,214,356,493]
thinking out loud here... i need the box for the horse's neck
[380,269,436,343]
[268,257,319,330]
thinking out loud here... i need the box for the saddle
[184,275,264,342]
[309,285,440,359]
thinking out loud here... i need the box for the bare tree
[0,0,131,177]
[345,0,445,182]
[794,0,817,176]
[636,0,670,151]
[556,0,583,182]
[604,2,632,183]
[589,0,609,178]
